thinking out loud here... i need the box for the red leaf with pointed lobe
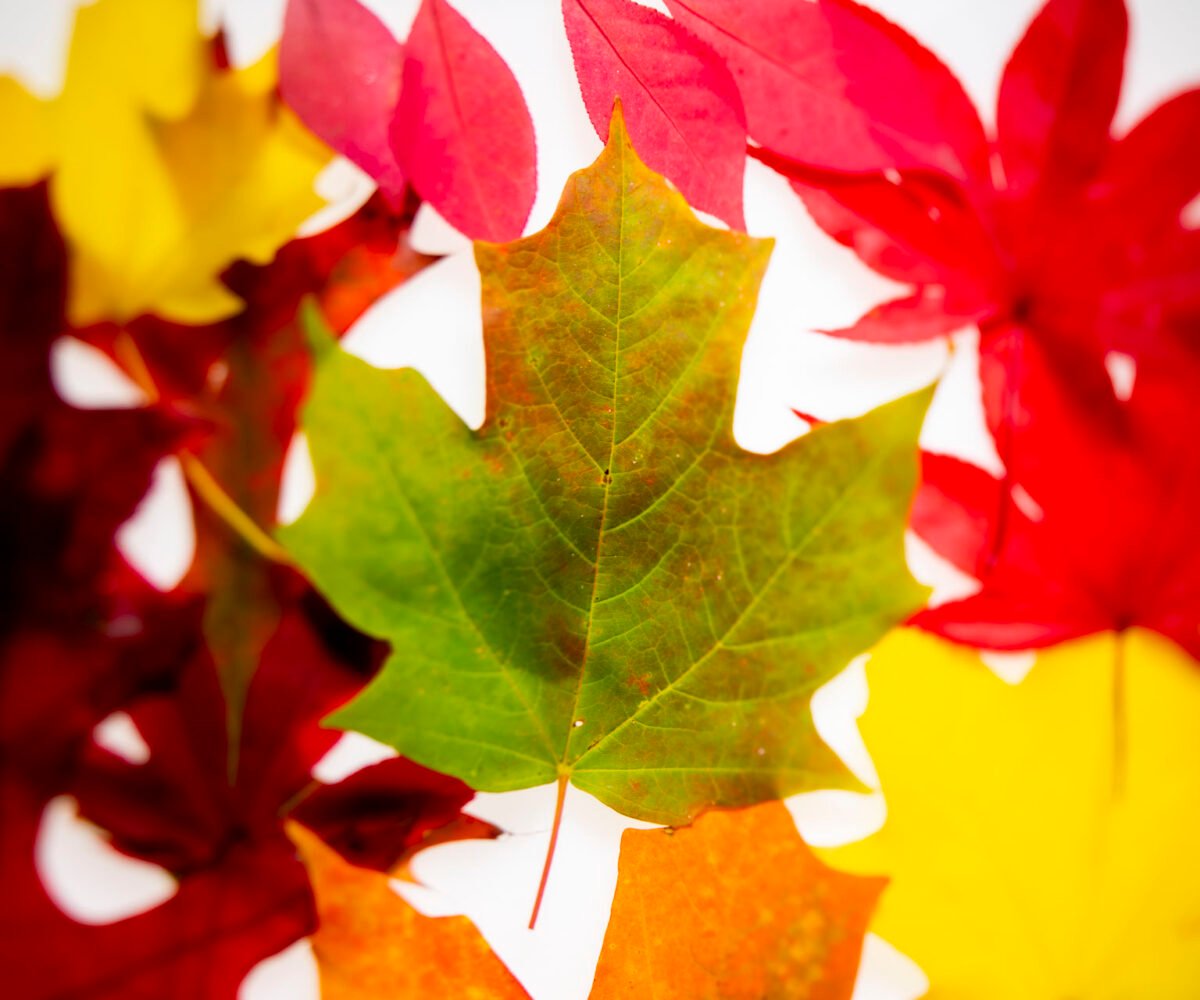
[759,153,1004,340]
[563,0,747,228]
[280,0,408,204]
[743,0,1196,418]
[5,586,478,998]
[996,0,1127,201]
[911,450,998,578]
[1,773,315,1000]
[293,756,480,872]
[1098,89,1200,241]
[393,0,537,241]
[914,334,1200,657]
[665,0,989,183]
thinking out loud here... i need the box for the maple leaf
[823,627,1200,998]
[281,106,929,924]
[289,823,529,999]
[2,588,484,999]
[590,801,883,998]
[562,0,747,228]
[664,0,990,183]
[0,0,330,324]
[912,332,1200,658]
[736,0,1197,385]
[280,0,408,204]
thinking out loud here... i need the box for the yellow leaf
[1,0,330,324]
[591,802,885,999]
[0,77,56,183]
[288,824,530,1000]
[824,628,1200,998]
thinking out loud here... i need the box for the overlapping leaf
[281,0,408,203]
[824,628,1200,998]
[0,0,330,324]
[664,0,990,183]
[280,0,537,241]
[913,334,1200,657]
[591,802,883,998]
[291,824,528,999]
[751,0,1198,383]
[283,106,930,826]
[563,0,747,228]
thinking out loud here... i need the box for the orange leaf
[590,803,884,999]
[289,823,529,999]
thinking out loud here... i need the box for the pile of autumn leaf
[2,0,1198,997]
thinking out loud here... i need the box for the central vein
[561,138,628,771]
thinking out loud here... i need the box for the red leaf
[996,0,1127,201]
[293,757,479,872]
[1098,88,1200,241]
[913,335,1200,657]
[280,0,408,204]
[6,587,475,997]
[393,0,537,241]
[823,290,987,343]
[665,0,989,183]
[911,451,999,577]
[1,774,315,1000]
[562,0,747,228]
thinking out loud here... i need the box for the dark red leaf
[293,757,478,872]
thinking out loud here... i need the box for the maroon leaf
[293,757,478,872]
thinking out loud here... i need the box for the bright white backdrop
[10,1,1199,997]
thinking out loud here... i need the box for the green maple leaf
[282,106,929,837]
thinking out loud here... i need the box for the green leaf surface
[281,107,930,825]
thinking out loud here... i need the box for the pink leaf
[562,0,747,228]
[280,0,407,203]
[996,0,1128,200]
[393,0,537,241]
[664,0,989,184]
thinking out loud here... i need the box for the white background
[7,0,1198,997]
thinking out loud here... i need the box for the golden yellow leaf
[0,77,56,183]
[0,0,329,324]
[591,802,885,999]
[288,823,530,1000]
[824,628,1200,998]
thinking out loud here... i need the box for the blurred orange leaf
[289,823,529,1000]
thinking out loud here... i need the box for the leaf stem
[528,773,569,930]
[178,452,293,565]
[1112,629,1127,800]
[111,331,292,566]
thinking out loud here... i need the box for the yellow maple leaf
[288,823,530,1000]
[824,628,1200,998]
[0,0,330,324]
